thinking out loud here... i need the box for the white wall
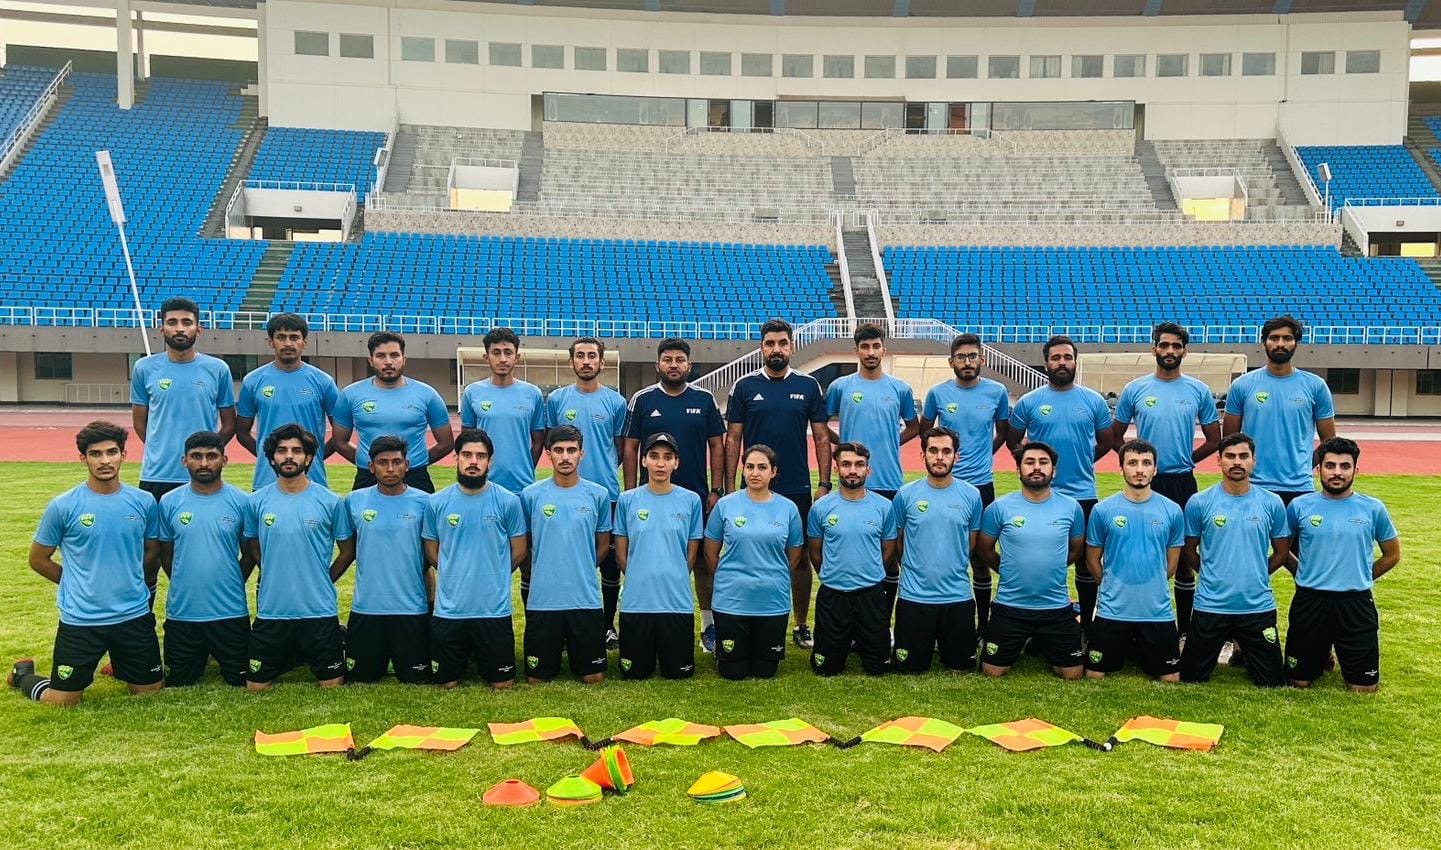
[261,1,1411,144]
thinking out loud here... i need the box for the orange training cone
[482,779,540,808]
[580,745,635,793]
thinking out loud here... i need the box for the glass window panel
[400,37,434,62]
[905,56,937,79]
[864,55,896,79]
[1114,54,1145,78]
[618,48,649,73]
[1346,50,1380,74]
[294,31,329,57]
[1157,54,1189,77]
[532,44,564,69]
[1241,52,1275,76]
[659,50,691,74]
[1200,53,1231,77]
[1301,51,1334,75]
[823,55,855,79]
[818,101,861,129]
[489,42,521,67]
[946,55,978,79]
[700,51,732,76]
[445,40,479,65]
[741,52,773,77]
[988,56,1020,79]
[575,46,607,71]
[338,34,373,60]
[1071,55,1103,78]
[782,54,814,78]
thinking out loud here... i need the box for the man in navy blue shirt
[724,319,833,652]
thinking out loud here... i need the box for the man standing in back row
[236,313,339,491]
[459,327,546,494]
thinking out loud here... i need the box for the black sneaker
[792,624,814,649]
[8,658,35,690]
[605,628,620,652]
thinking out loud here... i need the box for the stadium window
[532,44,564,69]
[1071,55,1103,79]
[861,101,903,129]
[1346,50,1381,74]
[1029,55,1061,79]
[988,56,1020,79]
[775,100,818,129]
[1326,368,1360,396]
[659,50,691,74]
[823,55,856,79]
[575,46,607,71]
[1419,370,1441,395]
[338,34,373,60]
[489,42,522,67]
[1157,54,1189,78]
[221,355,260,382]
[700,51,732,76]
[445,40,479,65]
[741,52,773,77]
[294,31,329,57]
[946,55,978,79]
[818,101,862,129]
[782,54,814,79]
[400,37,434,62]
[1242,52,1275,76]
[33,352,71,381]
[865,55,896,80]
[618,48,649,73]
[1113,54,1145,78]
[1200,53,1232,77]
[1301,51,1335,75]
[906,56,936,79]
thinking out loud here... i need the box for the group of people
[7,299,1400,705]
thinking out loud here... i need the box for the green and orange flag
[254,723,354,756]
[488,717,584,746]
[1112,716,1224,751]
[613,718,722,747]
[861,716,965,753]
[368,725,480,752]
[966,718,1083,752]
[724,718,830,748]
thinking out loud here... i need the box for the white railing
[975,128,1019,153]
[370,193,833,225]
[0,61,71,177]
[243,179,357,194]
[831,210,856,323]
[863,211,896,324]
[1342,197,1441,208]
[1276,122,1326,212]
[371,117,398,196]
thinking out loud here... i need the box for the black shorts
[982,603,1083,669]
[139,480,185,502]
[51,613,162,692]
[1073,499,1098,584]
[430,615,516,684]
[974,482,997,508]
[1151,472,1198,510]
[163,616,250,686]
[347,612,431,683]
[618,612,696,680]
[779,491,813,525]
[1273,490,1311,507]
[247,616,346,683]
[352,465,435,494]
[812,582,890,676]
[1285,586,1379,687]
[1085,617,1180,677]
[1179,609,1284,687]
[872,489,898,501]
[893,598,976,672]
[714,611,787,680]
[523,608,607,680]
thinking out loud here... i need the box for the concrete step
[382,129,417,193]
[200,103,266,239]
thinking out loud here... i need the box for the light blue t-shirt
[704,491,803,617]
[1087,492,1184,623]
[423,483,527,619]
[980,491,1084,611]
[922,379,1011,486]
[544,384,628,501]
[1224,369,1335,492]
[1287,492,1398,592]
[131,353,236,484]
[35,483,159,627]
[1008,384,1111,500]
[333,377,451,468]
[346,486,430,616]
[155,483,250,622]
[825,373,917,492]
[459,378,545,493]
[244,483,353,619]
[807,491,898,591]
[1114,374,1219,475]
[614,486,704,615]
[892,477,984,604]
[1184,485,1288,615]
[520,477,613,611]
[237,362,340,489]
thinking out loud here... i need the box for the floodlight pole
[96,150,151,356]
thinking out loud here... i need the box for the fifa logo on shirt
[733,516,747,528]
[916,500,930,513]
[361,401,377,413]
[262,386,276,399]
[446,513,461,527]
[1212,515,1228,528]
[1309,515,1323,527]
[179,512,193,526]
[542,504,558,518]
[263,513,277,527]
[158,378,173,391]
[637,509,650,521]
[1143,396,1159,408]
[945,403,959,414]
[851,392,864,404]
[825,513,840,527]
[480,400,493,411]
[1255,392,1271,404]
[564,409,578,422]
[362,509,378,523]
[1113,516,1128,529]
[79,513,96,528]
[1038,405,1053,416]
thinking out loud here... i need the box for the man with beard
[544,338,627,648]
[1083,439,1184,682]
[1110,322,1220,637]
[520,425,613,684]
[331,331,453,494]
[1284,438,1400,692]
[155,431,253,687]
[459,327,545,494]
[1007,335,1113,626]
[918,333,1009,633]
[424,428,528,690]
[807,442,898,676]
[244,424,355,690]
[1223,316,1336,506]
[339,436,432,684]
[976,442,1086,679]
[131,297,236,502]
[236,313,340,491]
[622,338,724,647]
[724,318,831,652]
[1178,433,1290,687]
[9,422,163,705]
[889,427,984,673]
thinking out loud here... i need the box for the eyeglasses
[951,353,982,362]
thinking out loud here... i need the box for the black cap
[642,432,680,454]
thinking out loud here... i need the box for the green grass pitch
[2,461,1440,849]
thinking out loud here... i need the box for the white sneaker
[1217,640,1236,665]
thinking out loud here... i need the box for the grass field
[3,460,1440,849]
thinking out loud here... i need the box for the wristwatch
[816,482,832,491]
[710,487,724,497]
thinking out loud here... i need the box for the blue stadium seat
[1295,145,1437,209]
[249,126,384,202]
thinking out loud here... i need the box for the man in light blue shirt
[1178,433,1290,687]
[236,313,339,489]
[459,327,545,493]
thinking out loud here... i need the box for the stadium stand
[1149,139,1313,220]
[398,125,525,193]
[248,126,386,201]
[0,65,53,143]
[1295,145,1437,209]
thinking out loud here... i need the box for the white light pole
[95,150,151,356]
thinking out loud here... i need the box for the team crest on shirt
[916,500,930,513]
[945,402,959,414]
[1308,515,1323,527]
[1113,516,1127,529]
[1010,516,1026,528]
[812,654,825,667]
[1038,404,1053,416]
[346,658,356,671]
[1254,392,1270,404]
[57,664,73,679]
[984,642,999,656]
[721,639,735,653]
[1089,649,1103,664]
[851,392,864,404]
[248,659,262,673]
[1262,627,1278,644]
[826,513,839,527]
[1212,515,1227,528]
[362,509,378,523]
[1286,655,1298,669]
[564,409,578,422]
[637,509,650,521]
[479,400,493,412]
[158,378,173,391]
[526,656,539,669]
[361,401,377,413]
[620,658,632,671]
[262,385,276,399]
[733,516,747,528]
[263,513,277,527]
[79,513,96,528]
[446,513,461,527]
[542,504,557,518]
[179,512,193,526]
[1144,396,1159,408]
